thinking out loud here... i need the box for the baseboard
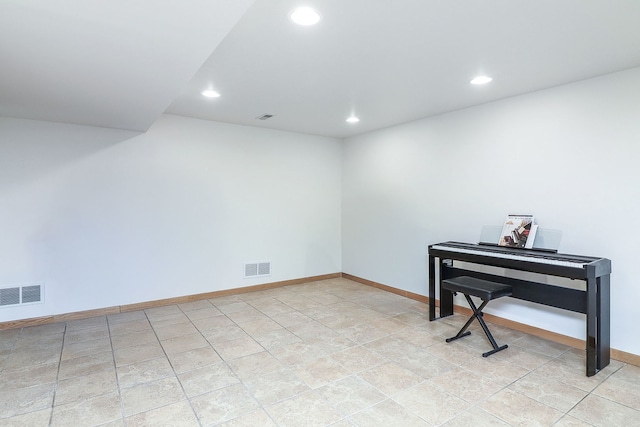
[0,273,341,330]
[345,273,640,368]
[342,273,429,304]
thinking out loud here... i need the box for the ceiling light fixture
[290,7,321,25]
[202,89,220,98]
[346,116,360,123]
[470,76,493,85]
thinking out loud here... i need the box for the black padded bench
[442,276,512,357]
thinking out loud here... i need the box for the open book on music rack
[498,214,538,248]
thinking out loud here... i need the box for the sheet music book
[498,214,535,248]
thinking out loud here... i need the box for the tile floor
[1,278,639,426]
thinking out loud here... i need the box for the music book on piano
[498,214,536,248]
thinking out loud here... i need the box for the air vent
[0,284,44,307]
[243,261,271,278]
[256,114,275,120]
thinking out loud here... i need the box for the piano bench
[442,276,512,357]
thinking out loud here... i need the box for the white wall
[342,67,640,356]
[0,114,342,321]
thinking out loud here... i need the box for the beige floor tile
[184,306,224,321]
[0,408,52,427]
[509,371,589,412]
[239,317,283,335]
[393,381,470,425]
[50,391,121,426]
[66,316,108,331]
[226,309,271,326]
[1,361,59,391]
[216,301,254,314]
[208,295,243,306]
[177,362,240,398]
[249,299,296,316]
[152,321,198,341]
[391,326,442,348]
[190,383,261,425]
[364,335,420,361]
[61,336,112,360]
[192,315,236,332]
[425,341,475,366]
[144,304,183,320]
[227,351,284,380]
[2,346,61,370]
[178,299,214,312]
[593,364,640,410]
[395,349,457,380]
[349,398,430,426]
[335,322,392,344]
[216,409,277,427]
[55,369,118,405]
[392,310,432,328]
[491,342,554,370]
[64,325,110,344]
[110,329,158,350]
[0,383,56,418]
[569,393,640,426]
[359,361,424,396]
[271,310,313,327]
[2,279,639,427]
[212,336,264,361]
[107,310,147,324]
[108,318,153,336]
[117,357,175,388]
[160,333,209,356]
[287,320,334,341]
[553,415,597,426]
[167,346,223,373]
[531,358,612,392]
[250,328,302,350]
[202,325,250,345]
[429,367,504,403]
[114,342,165,366]
[330,345,387,373]
[265,391,344,427]
[291,355,352,389]
[58,351,114,379]
[244,367,310,405]
[125,400,199,427]
[511,334,572,358]
[480,388,564,426]
[269,341,327,366]
[316,375,386,416]
[441,407,510,426]
[461,354,530,386]
[120,376,184,416]
[305,333,357,354]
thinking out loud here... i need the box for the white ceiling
[3,0,640,138]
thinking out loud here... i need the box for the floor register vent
[0,284,44,307]
[243,261,271,278]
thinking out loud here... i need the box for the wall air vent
[243,261,271,278]
[0,284,44,307]
[256,114,275,120]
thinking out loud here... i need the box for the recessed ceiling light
[290,7,320,25]
[346,116,360,123]
[470,76,493,85]
[202,89,220,98]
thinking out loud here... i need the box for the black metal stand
[445,294,508,357]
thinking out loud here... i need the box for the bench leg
[445,294,508,357]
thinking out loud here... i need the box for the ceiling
[3,1,640,139]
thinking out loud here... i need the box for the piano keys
[428,241,611,376]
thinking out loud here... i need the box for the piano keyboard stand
[442,276,512,357]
